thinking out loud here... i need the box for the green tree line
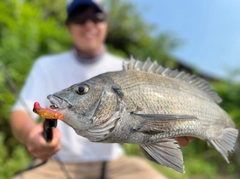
[0,0,239,178]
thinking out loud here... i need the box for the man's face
[67,7,107,53]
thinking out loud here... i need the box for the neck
[74,45,106,59]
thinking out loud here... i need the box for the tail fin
[209,128,238,163]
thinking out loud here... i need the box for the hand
[25,123,61,161]
[175,136,196,147]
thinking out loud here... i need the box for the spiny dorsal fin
[123,57,222,103]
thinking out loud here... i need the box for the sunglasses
[68,13,107,25]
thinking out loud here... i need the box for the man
[11,0,194,178]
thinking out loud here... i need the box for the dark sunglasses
[67,13,107,25]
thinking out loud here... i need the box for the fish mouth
[47,94,72,110]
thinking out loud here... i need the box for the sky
[130,0,240,81]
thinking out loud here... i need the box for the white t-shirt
[12,49,125,162]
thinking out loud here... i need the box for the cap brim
[67,0,103,17]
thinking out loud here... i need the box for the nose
[83,19,95,27]
[47,94,63,107]
[47,94,73,109]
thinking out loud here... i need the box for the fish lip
[47,94,72,110]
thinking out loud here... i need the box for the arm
[10,110,61,161]
[10,58,62,160]
[10,110,36,144]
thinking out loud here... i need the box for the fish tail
[209,128,238,163]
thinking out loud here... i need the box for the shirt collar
[71,45,106,64]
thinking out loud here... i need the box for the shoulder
[103,52,128,67]
[30,50,75,74]
[97,52,127,71]
[34,51,72,67]
[104,52,126,62]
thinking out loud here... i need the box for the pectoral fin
[140,138,184,173]
[132,113,198,134]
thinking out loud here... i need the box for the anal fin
[140,138,184,173]
[209,128,238,163]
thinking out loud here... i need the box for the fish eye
[76,85,89,95]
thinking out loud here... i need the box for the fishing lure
[33,102,64,119]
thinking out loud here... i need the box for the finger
[34,152,51,161]
[176,137,189,147]
[27,133,47,152]
[46,128,61,147]
[32,144,61,160]
[187,136,196,141]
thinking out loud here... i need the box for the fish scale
[122,84,223,122]
[47,57,238,173]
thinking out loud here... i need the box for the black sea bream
[47,58,238,173]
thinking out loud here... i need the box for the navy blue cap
[67,0,103,17]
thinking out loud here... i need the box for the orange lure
[33,102,64,119]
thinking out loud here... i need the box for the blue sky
[130,0,240,80]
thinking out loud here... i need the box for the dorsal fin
[123,57,222,103]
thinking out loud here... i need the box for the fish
[47,57,238,173]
